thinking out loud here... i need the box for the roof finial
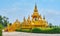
[34,2,38,12]
[23,16,26,21]
[35,2,37,9]
[28,15,30,20]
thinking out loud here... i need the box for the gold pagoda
[4,4,48,32]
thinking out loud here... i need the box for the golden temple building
[4,4,48,32]
[4,19,20,32]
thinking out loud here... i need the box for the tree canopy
[0,15,9,27]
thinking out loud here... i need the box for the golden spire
[16,19,19,22]
[31,3,40,18]
[27,15,30,22]
[23,17,26,22]
[28,15,30,20]
[23,17,27,25]
[15,19,20,23]
[14,19,20,24]
[34,3,38,12]
[31,3,42,19]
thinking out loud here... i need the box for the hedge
[32,28,60,34]
[16,27,60,34]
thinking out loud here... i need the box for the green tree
[0,15,3,24]
[49,23,52,28]
[0,15,9,27]
[3,16,9,27]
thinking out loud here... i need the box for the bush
[0,29,2,36]
[15,29,22,32]
[16,27,60,33]
[0,24,3,36]
[32,28,42,33]
[50,28,60,33]
[32,28,60,34]
[16,29,31,32]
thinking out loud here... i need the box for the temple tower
[31,4,42,21]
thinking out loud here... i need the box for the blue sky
[0,0,60,25]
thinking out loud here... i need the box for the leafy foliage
[32,28,60,34]
[0,24,3,29]
[49,23,53,28]
[16,29,31,32]
[32,28,42,33]
[0,24,2,36]
[0,15,9,27]
[0,30,2,36]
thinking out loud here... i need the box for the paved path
[2,32,60,36]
